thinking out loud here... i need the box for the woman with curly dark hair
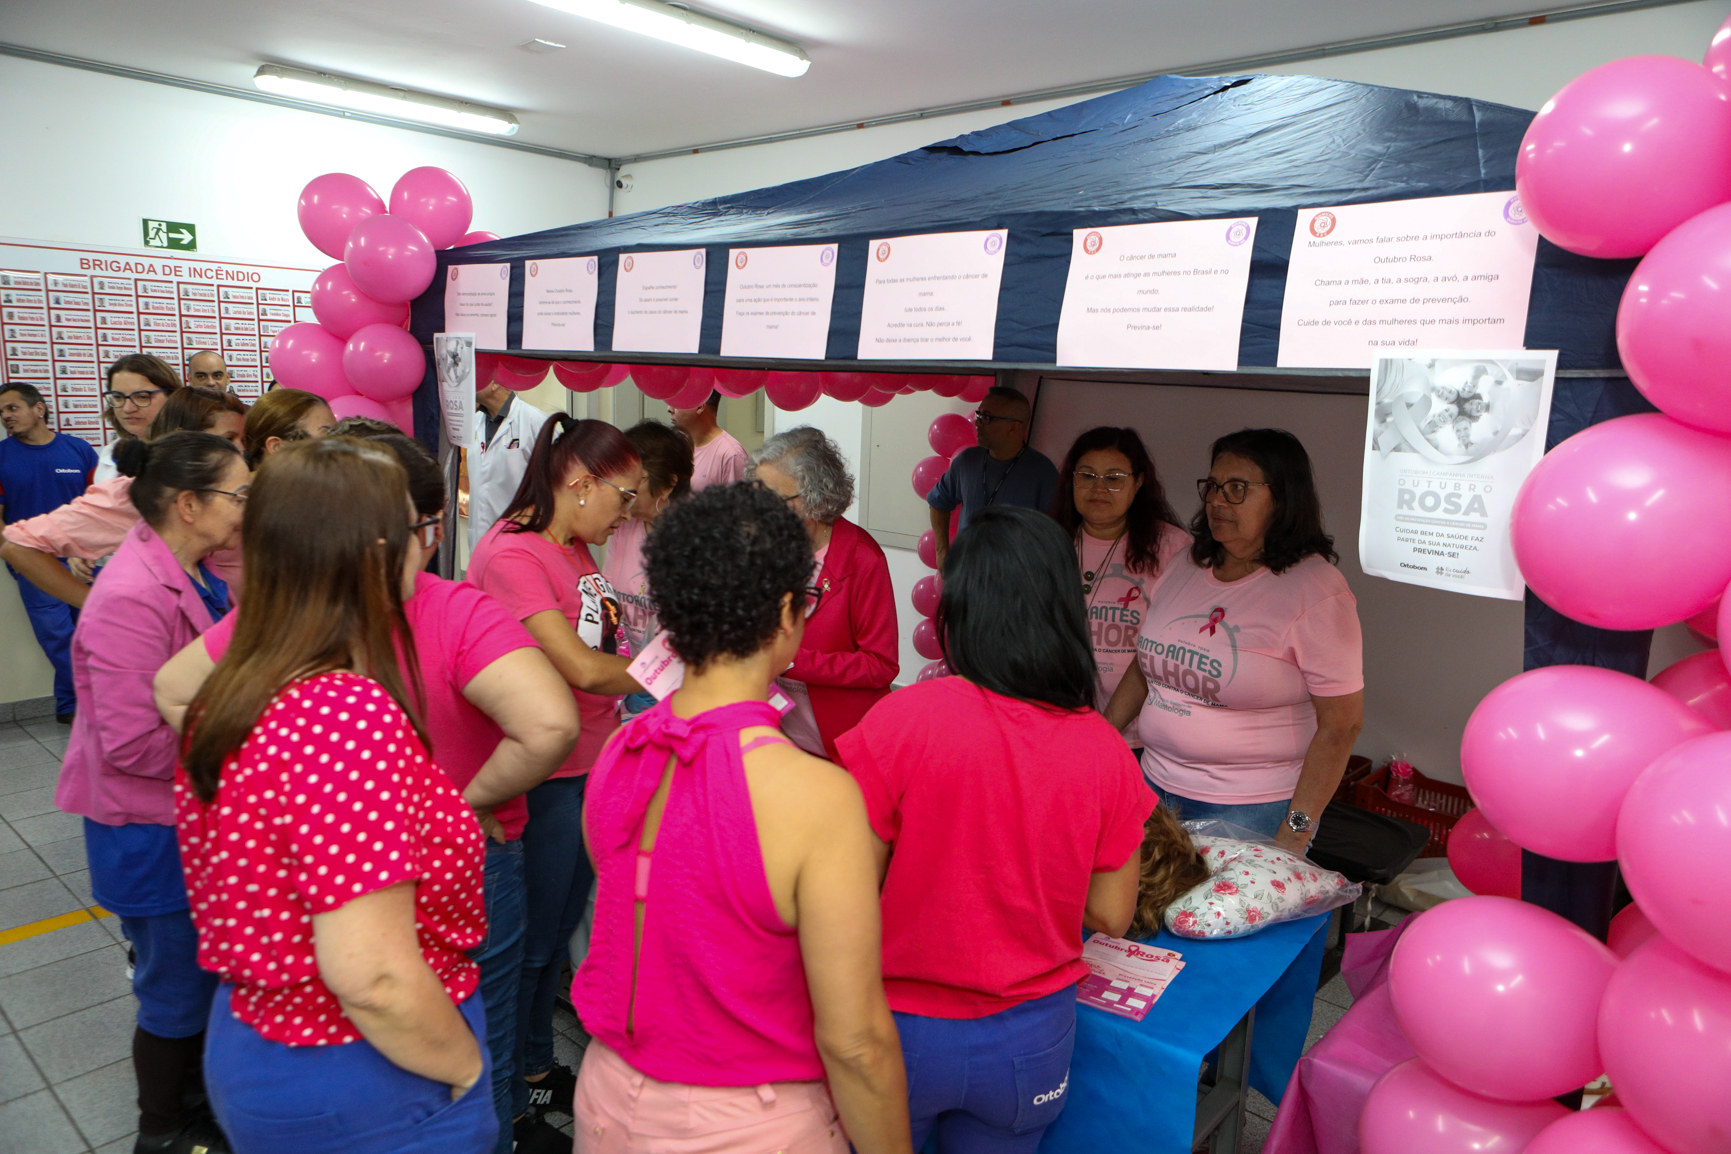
[1105,428,1364,853]
[571,482,912,1154]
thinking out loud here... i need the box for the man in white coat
[464,382,549,548]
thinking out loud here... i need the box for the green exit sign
[142,218,197,251]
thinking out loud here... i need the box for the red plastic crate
[1352,764,1473,857]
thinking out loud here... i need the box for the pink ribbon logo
[1200,607,1226,636]
[1115,587,1142,610]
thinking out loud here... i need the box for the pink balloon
[1688,592,1721,645]
[1619,730,1731,973]
[389,167,474,250]
[342,323,425,403]
[911,618,943,661]
[1515,56,1731,259]
[1607,902,1660,960]
[1359,1059,1569,1154]
[1599,935,1731,1154]
[343,215,437,304]
[859,387,895,407]
[455,230,500,246]
[819,372,874,402]
[918,529,938,569]
[631,364,687,401]
[553,362,622,393]
[1445,809,1522,899]
[959,376,993,403]
[911,455,949,500]
[497,355,546,375]
[1460,664,1712,861]
[1706,15,1731,82]
[763,372,821,411]
[901,374,933,392]
[268,323,353,400]
[491,363,544,391]
[912,575,942,619]
[1511,414,1731,630]
[1618,203,1731,434]
[713,367,767,398]
[328,394,393,425]
[929,374,967,398]
[666,368,716,411]
[1652,650,1731,728]
[384,397,415,434]
[310,263,409,341]
[1389,896,1616,1100]
[928,412,974,458]
[298,173,386,261]
[1525,1110,1668,1154]
[474,352,500,390]
[916,659,950,682]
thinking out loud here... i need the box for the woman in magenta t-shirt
[465,415,645,1132]
[837,505,1154,1153]
[1105,428,1365,854]
[1051,426,1189,746]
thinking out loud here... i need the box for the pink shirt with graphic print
[1079,522,1190,741]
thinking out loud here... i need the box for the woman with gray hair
[749,426,899,759]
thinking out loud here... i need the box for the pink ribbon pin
[1200,607,1226,636]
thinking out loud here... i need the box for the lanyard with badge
[979,447,1026,510]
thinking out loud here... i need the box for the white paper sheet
[1359,348,1557,600]
[1278,192,1540,369]
[612,248,707,354]
[521,255,598,351]
[856,230,1007,360]
[1056,218,1258,371]
[433,333,476,450]
[720,243,838,359]
[443,263,509,351]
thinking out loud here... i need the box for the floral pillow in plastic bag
[1163,821,1360,939]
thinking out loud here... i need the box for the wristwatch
[1285,809,1313,835]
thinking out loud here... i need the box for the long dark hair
[1189,428,1337,574]
[501,415,639,536]
[182,438,425,801]
[937,505,1096,711]
[1051,426,1182,575]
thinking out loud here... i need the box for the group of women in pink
[44,351,1363,1154]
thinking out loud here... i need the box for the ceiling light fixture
[526,0,809,77]
[253,64,520,135]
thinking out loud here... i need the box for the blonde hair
[1127,804,1211,939]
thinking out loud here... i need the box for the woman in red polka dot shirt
[175,438,494,1154]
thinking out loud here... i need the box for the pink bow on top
[608,697,783,852]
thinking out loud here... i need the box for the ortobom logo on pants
[1032,1071,1069,1107]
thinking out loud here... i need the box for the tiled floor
[0,712,1357,1154]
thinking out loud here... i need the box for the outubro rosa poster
[1359,348,1557,600]
[433,332,476,450]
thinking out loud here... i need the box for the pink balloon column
[344,215,437,303]
[1617,202,1731,434]
[911,575,942,619]
[763,372,821,411]
[310,263,408,340]
[389,167,474,250]
[269,322,352,400]
[917,529,938,569]
[329,394,394,426]
[1525,1110,1668,1154]
[911,619,943,662]
[928,413,974,458]
[916,660,950,681]
[1651,650,1731,728]
[342,324,424,403]
[1444,809,1521,899]
[1618,731,1731,973]
[911,455,948,499]
[1359,1059,1567,1154]
[1511,413,1731,630]
[1515,55,1731,258]
[298,173,386,261]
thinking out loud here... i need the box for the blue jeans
[471,840,526,1154]
[205,983,494,1154]
[511,774,593,1118]
[9,566,77,715]
[119,909,218,1038]
[895,986,1078,1154]
[1159,791,1293,839]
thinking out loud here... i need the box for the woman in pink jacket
[54,430,248,1154]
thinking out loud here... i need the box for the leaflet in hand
[625,632,794,715]
[1076,933,1184,1021]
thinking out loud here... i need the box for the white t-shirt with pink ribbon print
[1132,553,1363,805]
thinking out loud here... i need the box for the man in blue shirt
[1,383,98,722]
[926,386,1059,569]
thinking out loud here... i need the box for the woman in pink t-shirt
[465,415,644,1132]
[1105,428,1365,853]
[1051,426,1189,746]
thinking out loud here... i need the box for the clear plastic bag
[1162,820,1361,939]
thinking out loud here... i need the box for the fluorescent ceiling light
[253,65,520,135]
[527,0,809,77]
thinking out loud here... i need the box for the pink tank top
[571,698,824,1086]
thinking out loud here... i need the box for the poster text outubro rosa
[1359,348,1556,601]
[433,332,477,451]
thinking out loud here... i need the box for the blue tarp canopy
[411,71,1635,372]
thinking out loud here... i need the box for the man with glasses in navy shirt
[0,383,97,722]
[926,386,1058,569]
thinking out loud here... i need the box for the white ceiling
[0,0,1583,158]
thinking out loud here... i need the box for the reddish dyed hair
[501,415,640,536]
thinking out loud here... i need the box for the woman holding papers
[572,482,911,1154]
[1104,428,1364,854]
[836,505,1154,1153]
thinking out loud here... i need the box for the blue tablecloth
[1040,912,1331,1154]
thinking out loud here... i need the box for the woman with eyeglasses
[748,426,898,760]
[53,431,246,1153]
[93,354,182,482]
[240,386,336,467]
[1104,428,1364,852]
[1051,427,1188,746]
[466,415,645,1144]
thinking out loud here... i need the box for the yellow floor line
[0,905,112,947]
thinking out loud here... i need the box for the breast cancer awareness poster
[1359,349,1557,600]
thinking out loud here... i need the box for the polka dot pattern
[175,671,485,1046]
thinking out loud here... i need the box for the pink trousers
[573,1040,849,1154]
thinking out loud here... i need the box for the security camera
[614,173,635,192]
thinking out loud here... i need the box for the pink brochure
[626,632,794,715]
[1077,933,1185,1021]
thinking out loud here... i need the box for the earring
[579,498,586,506]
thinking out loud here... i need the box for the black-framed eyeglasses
[1074,470,1134,492]
[973,410,1024,426]
[105,388,165,409]
[410,515,441,549]
[1197,478,1271,505]
[592,475,638,510]
[197,486,248,507]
